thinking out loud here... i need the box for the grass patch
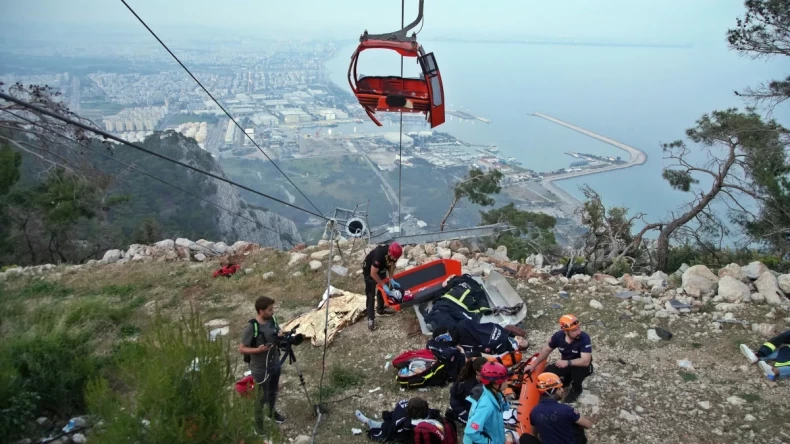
[315,366,365,401]
[100,284,138,297]
[691,342,702,349]
[16,280,72,299]
[738,393,761,403]
[679,371,698,382]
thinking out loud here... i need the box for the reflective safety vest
[440,287,491,314]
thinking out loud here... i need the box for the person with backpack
[355,397,453,442]
[524,315,592,404]
[447,357,488,425]
[434,319,529,358]
[362,242,402,331]
[520,372,592,444]
[463,361,514,444]
[238,296,285,431]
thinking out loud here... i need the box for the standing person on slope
[238,296,286,431]
[362,242,402,331]
[463,361,516,444]
[525,315,592,404]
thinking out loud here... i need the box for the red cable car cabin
[348,40,445,128]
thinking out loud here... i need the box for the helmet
[388,242,403,259]
[479,361,509,385]
[536,372,563,392]
[559,314,580,332]
[502,407,518,427]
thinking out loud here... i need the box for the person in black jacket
[433,319,529,358]
[362,242,402,331]
[354,397,446,442]
[446,356,488,425]
[424,274,492,332]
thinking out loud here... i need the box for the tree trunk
[655,229,672,272]
[439,196,460,232]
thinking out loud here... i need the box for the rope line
[119,0,325,216]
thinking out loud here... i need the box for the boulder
[718,263,746,282]
[396,257,410,269]
[751,323,775,337]
[102,249,123,264]
[717,276,750,303]
[154,239,175,249]
[408,246,425,260]
[309,260,322,271]
[682,265,719,296]
[449,240,464,251]
[571,273,591,283]
[262,271,275,280]
[743,261,769,280]
[777,274,790,294]
[589,299,603,309]
[175,238,193,248]
[437,247,452,260]
[755,271,785,306]
[593,273,619,286]
[451,252,469,265]
[423,244,436,255]
[288,253,307,266]
[194,253,206,262]
[331,265,349,276]
[310,250,331,261]
[213,242,229,254]
[620,274,644,291]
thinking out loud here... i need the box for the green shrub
[0,331,100,441]
[86,309,278,443]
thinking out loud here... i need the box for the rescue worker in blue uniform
[525,315,592,403]
[740,329,790,381]
[519,372,593,444]
[424,273,492,331]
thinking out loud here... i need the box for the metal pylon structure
[323,202,372,244]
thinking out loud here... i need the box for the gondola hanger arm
[360,0,424,42]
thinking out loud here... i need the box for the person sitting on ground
[740,329,790,381]
[519,372,593,444]
[355,397,445,442]
[463,361,516,444]
[447,356,488,425]
[524,315,592,404]
[434,318,529,358]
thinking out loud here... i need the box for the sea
[324,39,789,225]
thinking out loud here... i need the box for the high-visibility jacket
[757,329,790,367]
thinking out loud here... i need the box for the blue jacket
[463,384,509,444]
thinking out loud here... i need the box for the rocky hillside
[2,238,789,444]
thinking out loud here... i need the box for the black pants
[253,367,281,430]
[520,430,587,444]
[365,275,386,320]
[545,362,593,392]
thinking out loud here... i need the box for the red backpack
[414,418,457,444]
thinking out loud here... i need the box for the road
[361,154,398,207]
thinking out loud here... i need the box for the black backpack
[243,319,259,364]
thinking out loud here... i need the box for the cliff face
[152,132,302,250]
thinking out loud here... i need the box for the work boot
[368,319,376,331]
[377,307,396,317]
[273,411,286,424]
[758,361,776,381]
[564,387,583,404]
[740,344,758,364]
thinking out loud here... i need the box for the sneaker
[377,307,396,317]
[563,387,583,404]
[758,361,776,381]
[368,319,376,331]
[740,344,758,364]
[273,411,286,424]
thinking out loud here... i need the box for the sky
[1,0,756,44]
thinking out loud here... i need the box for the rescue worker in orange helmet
[519,372,593,444]
[524,315,593,404]
[361,242,401,331]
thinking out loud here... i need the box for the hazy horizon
[1,0,757,44]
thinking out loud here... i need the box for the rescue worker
[740,329,790,381]
[433,319,529,358]
[424,273,492,331]
[362,242,401,331]
[447,356,488,424]
[524,315,592,404]
[520,372,593,444]
[463,361,514,444]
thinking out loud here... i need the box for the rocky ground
[2,238,790,444]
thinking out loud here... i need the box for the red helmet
[388,242,403,259]
[479,361,509,385]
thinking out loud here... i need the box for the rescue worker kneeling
[520,372,593,444]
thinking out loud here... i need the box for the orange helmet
[559,314,580,332]
[536,372,563,392]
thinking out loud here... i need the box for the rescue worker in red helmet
[361,242,402,331]
[525,315,593,404]
[463,361,515,443]
[519,372,593,444]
